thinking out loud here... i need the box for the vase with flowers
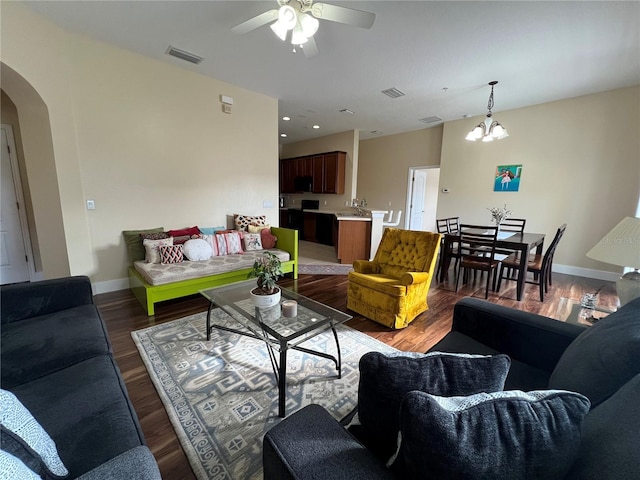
[248,251,283,307]
[487,204,513,231]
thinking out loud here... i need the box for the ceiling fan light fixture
[278,5,298,29]
[301,13,319,37]
[270,20,289,41]
[466,81,509,142]
[291,21,309,45]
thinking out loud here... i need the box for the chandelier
[465,81,509,142]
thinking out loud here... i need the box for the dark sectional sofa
[1,276,161,479]
[264,296,640,479]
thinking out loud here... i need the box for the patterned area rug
[298,263,354,275]
[132,310,397,480]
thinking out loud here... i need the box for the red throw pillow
[260,228,277,249]
[168,226,200,237]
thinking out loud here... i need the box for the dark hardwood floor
[95,268,619,479]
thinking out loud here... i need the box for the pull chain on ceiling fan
[231,0,375,58]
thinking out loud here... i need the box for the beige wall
[280,130,359,209]
[358,126,443,216]
[438,86,640,275]
[1,3,279,289]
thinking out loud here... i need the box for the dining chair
[436,217,460,281]
[447,216,460,234]
[496,224,567,302]
[455,224,500,299]
[499,218,526,234]
[493,218,527,261]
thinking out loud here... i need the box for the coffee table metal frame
[555,297,617,326]
[200,280,352,417]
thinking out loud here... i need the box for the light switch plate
[86,200,95,210]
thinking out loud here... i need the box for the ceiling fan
[231,0,376,58]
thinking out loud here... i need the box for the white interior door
[408,169,427,230]
[1,126,31,284]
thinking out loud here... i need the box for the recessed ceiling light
[312,125,320,129]
[280,133,287,137]
[282,116,291,121]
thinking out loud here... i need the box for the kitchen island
[280,207,387,264]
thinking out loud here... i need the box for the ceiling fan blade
[311,3,375,29]
[302,36,319,58]
[231,9,279,34]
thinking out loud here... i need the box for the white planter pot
[250,287,281,308]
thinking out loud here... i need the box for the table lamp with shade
[586,216,640,305]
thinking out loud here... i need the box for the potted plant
[248,251,283,307]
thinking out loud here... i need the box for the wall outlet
[388,201,392,206]
[323,200,327,206]
[345,200,349,206]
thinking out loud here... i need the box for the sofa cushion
[10,355,146,479]
[260,228,278,249]
[429,330,552,391]
[0,389,68,478]
[122,228,164,264]
[76,446,161,480]
[548,297,640,407]
[347,272,407,297]
[234,214,266,231]
[0,305,111,389]
[357,351,510,460]
[391,390,590,480]
[566,373,640,479]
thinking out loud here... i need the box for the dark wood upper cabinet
[280,151,346,194]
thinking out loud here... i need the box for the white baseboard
[92,277,129,295]
[553,264,621,282]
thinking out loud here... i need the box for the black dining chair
[436,217,460,281]
[496,224,567,302]
[455,224,500,299]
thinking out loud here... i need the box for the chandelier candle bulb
[282,300,298,318]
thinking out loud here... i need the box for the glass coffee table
[200,280,352,417]
[554,297,617,326]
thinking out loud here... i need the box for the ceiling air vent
[166,46,203,65]
[419,116,443,124]
[381,87,405,99]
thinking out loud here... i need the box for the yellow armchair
[347,228,441,329]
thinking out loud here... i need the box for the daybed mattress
[133,249,291,286]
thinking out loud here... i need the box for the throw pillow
[390,390,590,480]
[167,226,200,238]
[247,224,271,234]
[122,227,164,263]
[0,389,69,478]
[183,239,212,261]
[143,237,173,264]
[260,228,278,249]
[171,234,201,245]
[357,351,511,460]
[0,450,41,480]
[139,232,169,242]
[221,231,243,254]
[201,234,220,257]
[243,233,263,251]
[234,214,266,232]
[160,245,184,264]
[199,226,226,235]
[548,297,640,407]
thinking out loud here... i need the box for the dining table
[439,230,546,301]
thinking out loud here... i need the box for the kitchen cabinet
[280,151,346,194]
[279,209,289,228]
[303,212,317,241]
[335,219,371,264]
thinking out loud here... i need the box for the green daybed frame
[129,227,299,316]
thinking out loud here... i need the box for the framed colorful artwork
[494,164,522,192]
